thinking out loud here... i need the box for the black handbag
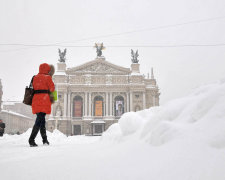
[0,123,5,129]
[23,76,35,106]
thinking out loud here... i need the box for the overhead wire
[1,15,225,52]
[52,15,225,45]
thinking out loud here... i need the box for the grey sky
[0,0,225,104]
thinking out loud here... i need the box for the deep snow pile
[102,78,225,149]
[1,79,225,180]
[100,78,225,179]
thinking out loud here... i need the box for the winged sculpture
[58,48,67,62]
[94,43,105,57]
[131,49,139,63]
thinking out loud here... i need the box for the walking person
[0,119,5,137]
[28,63,55,147]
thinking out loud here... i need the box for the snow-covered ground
[1,79,225,180]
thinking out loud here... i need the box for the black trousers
[34,112,46,128]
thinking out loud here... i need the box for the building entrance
[73,125,81,135]
[91,122,105,135]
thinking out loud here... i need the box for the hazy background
[0,0,225,104]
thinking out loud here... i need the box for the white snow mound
[102,79,225,148]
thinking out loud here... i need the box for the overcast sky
[0,0,225,104]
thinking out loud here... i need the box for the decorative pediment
[66,58,130,75]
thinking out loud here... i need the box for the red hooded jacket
[32,63,55,114]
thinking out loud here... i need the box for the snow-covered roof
[1,110,33,119]
[2,101,17,105]
[91,120,106,124]
[131,72,141,76]
[146,85,157,89]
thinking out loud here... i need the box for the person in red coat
[28,63,55,147]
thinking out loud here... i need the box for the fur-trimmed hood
[48,64,55,77]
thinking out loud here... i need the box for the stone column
[106,92,109,116]
[109,92,113,116]
[85,92,88,116]
[126,92,129,112]
[153,94,155,106]
[68,92,71,118]
[63,92,67,117]
[88,92,92,116]
[130,91,133,111]
[143,92,146,110]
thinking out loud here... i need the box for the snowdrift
[102,78,225,149]
[99,79,225,179]
[1,79,225,180]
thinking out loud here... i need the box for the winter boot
[28,125,40,147]
[40,127,49,145]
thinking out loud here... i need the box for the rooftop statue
[58,48,67,63]
[94,43,105,57]
[131,49,139,63]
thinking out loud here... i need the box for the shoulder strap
[29,76,35,88]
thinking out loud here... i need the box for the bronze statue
[131,49,139,63]
[58,48,67,62]
[94,43,105,57]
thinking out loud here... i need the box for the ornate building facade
[47,54,160,136]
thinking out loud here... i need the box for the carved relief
[85,74,92,84]
[112,76,128,84]
[70,62,128,74]
[92,76,106,84]
[69,76,85,84]
[130,76,143,83]
[106,75,112,84]
[53,76,67,83]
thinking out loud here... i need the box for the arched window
[73,96,83,117]
[114,96,124,116]
[94,96,104,116]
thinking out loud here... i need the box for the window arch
[114,96,124,116]
[94,96,104,116]
[73,96,83,117]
